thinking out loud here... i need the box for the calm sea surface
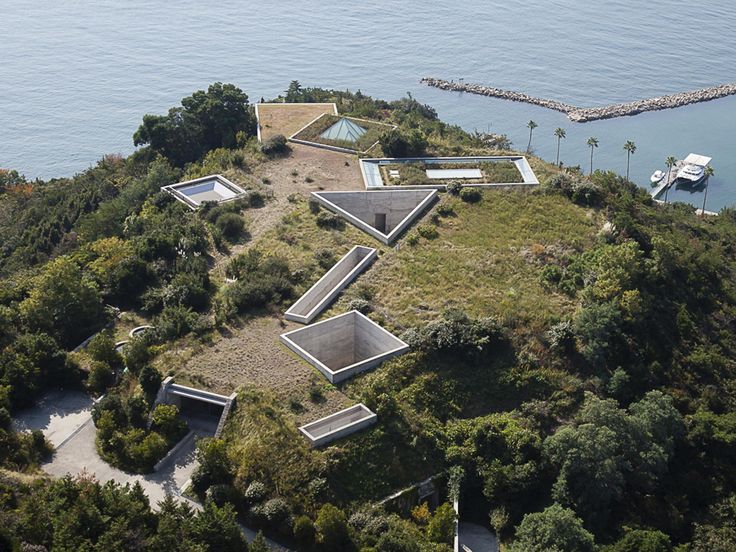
[2,0,736,209]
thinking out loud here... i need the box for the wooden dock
[650,161,686,199]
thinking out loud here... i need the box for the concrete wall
[280,310,410,383]
[285,245,377,324]
[313,190,437,244]
[299,403,377,447]
[161,174,245,210]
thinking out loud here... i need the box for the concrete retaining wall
[312,190,437,245]
[285,245,377,324]
[299,403,377,447]
[280,310,409,383]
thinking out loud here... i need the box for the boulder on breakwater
[421,77,736,122]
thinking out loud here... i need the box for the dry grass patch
[256,103,337,141]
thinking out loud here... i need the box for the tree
[191,438,234,494]
[609,529,672,552]
[527,120,538,152]
[426,503,456,544]
[250,531,271,551]
[315,504,350,551]
[509,503,596,552]
[20,256,104,347]
[133,82,255,166]
[86,330,123,370]
[139,365,162,402]
[554,127,566,165]
[379,129,428,157]
[285,80,303,102]
[701,165,715,216]
[189,501,247,552]
[587,137,599,175]
[663,155,677,203]
[624,140,636,180]
[293,515,316,548]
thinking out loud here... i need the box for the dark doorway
[374,213,387,233]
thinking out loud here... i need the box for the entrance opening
[374,213,387,233]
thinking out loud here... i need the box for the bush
[294,515,316,548]
[244,481,269,505]
[379,129,427,157]
[206,483,241,507]
[316,211,344,229]
[123,337,151,373]
[446,181,463,195]
[138,365,162,402]
[260,134,289,155]
[88,361,114,393]
[347,298,372,314]
[308,198,321,214]
[86,331,123,369]
[316,504,351,552]
[460,188,482,203]
[426,503,456,544]
[150,404,187,441]
[215,212,245,241]
[436,203,455,217]
[416,225,439,240]
[314,248,336,270]
[403,308,503,355]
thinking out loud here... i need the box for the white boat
[676,163,705,183]
[650,170,665,184]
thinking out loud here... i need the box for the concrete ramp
[312,189,437,244]
[280,310,409,383]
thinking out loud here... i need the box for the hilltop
[1,82,736,552]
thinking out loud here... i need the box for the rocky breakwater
[421,77,736,123]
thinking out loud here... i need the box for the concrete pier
[421,77,736,123]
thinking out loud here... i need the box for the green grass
[291,113,392,152]
[381,160,524,186]
[333,190,600,333]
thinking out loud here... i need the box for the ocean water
[2,0,736,210]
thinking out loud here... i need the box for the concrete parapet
[285,245,377,324]
[299,403,377,447]
[280,310,409,383]
[312,189,437,245]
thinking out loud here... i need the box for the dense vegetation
[1,82,736,551]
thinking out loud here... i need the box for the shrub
[314,248,336,270]
[316,211,344,229]
[123,337,151,373]
[86,330,123,369]
[308,198,321,214]
[406,232,419,246]
[191,438,235,495]
[215,213,245,241]
[547,320,575,352]
[416,224,439,240]
[426,503,456,544]
[138,365,162,402]
[244,481,269,505]
[379,129,427,157]
[316,504,351,552]
[206,483,241,507]
[460,188,482,203]
[347,298,372,314]
[88,361,114,393]
[436,203,455,217]
[150,404,187,441]
[403,308,503,355]
[294,515,316,548]
[260,134,289,155]
[446,181,462,195]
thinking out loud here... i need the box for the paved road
[13,390,293,551]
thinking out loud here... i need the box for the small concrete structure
[161,174,246,210]
[285,245,377,324]
[299,403,377,447]
[359,156,539,189]
[312,189,437,245]
[156,377,237,438]
[129,325,154,338]
[280,310,409,383]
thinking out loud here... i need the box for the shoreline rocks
[420,77,736,122]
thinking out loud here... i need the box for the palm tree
[526,120,538,153]
[623,140,636,180]
[664,155,677,203]
[587,137,599,175]
[701,165,715,216]
[554,128,566,165]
